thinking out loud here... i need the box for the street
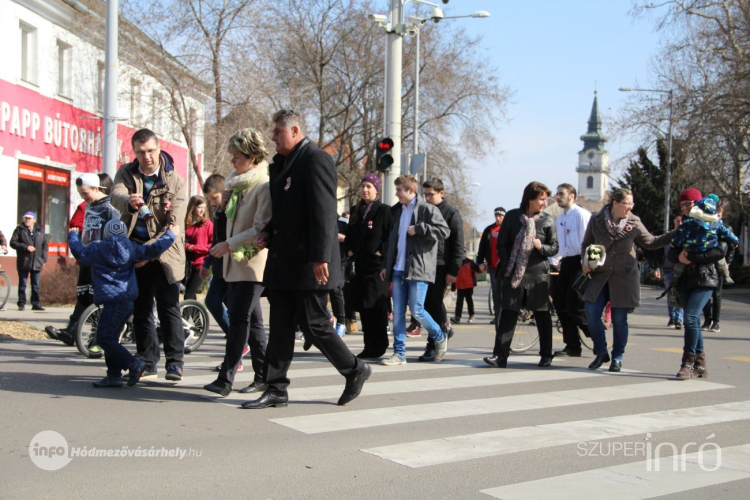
[1,284,750,499]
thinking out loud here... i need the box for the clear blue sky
[434,0,663,226]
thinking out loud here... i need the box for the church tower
[577,91,609,202]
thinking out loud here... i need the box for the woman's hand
[533,238,542,250]
[678,249,692,265]
[220,189,232,209]
[209,241,230,257]
[582,263,591,275]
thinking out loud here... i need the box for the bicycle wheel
[510,322,540,353]
[0,270,10,310]
[180,299,210,353]
[75,304,104,358]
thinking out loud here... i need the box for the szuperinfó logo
[29,431,72,471]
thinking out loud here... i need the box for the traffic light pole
[383,0,404,206]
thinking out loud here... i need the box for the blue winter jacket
[68,230,176,305]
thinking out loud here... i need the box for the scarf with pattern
[602,206,630,241]
[504,212,541,289]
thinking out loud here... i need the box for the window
[17,164,70,256]
[586,176,594,189]
[130,79,141,125]
[57,40,72,97]
[97,61,105,112]
[20,22,38,85]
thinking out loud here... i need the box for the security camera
[431,7,444,22]
[369,14,387,23]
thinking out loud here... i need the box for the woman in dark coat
[484,181,559,368]
[346,174,393,359]
[581,188,673,372]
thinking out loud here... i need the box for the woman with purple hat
[345,174,393,359]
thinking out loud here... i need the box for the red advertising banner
[46,169,69,186]
[18,164,44,182]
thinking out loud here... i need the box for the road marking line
[362,400,750,468]
[271,381,732,434]
[651,348,684,353]
[480,444,750,500]
[725,356,750,363]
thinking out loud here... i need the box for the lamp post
[619,86,674,233]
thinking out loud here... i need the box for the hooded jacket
[68,229,176,305]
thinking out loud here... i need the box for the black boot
[418,338,436,362]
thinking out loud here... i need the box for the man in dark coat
[418,178,464,362]
[476,207,506,324]
[241,110,370,409]
[10,212,48,310]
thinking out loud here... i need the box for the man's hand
[255,232,270,249]
[134,261,148,269]
[338,233,346,243]
[27,245,35,252]
[313,262,329,285]
[479,263,487,273]
[209,241,230,258]
[375,250,382,257]
[407,225,416,236]
[533,238,542,250]
[380,269,386,282]
[128,194,142,209]
[446,274,457,285]
[168,224,180,236]
[199,268,210,280]
[582,263,591,274]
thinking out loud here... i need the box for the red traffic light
[378,138,394,151]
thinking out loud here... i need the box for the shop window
[17,163,70,256]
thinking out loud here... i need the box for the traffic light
[375,137,394,172]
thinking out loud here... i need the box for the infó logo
[29,430,72,471]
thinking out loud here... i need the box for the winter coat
[111,151,187,284]
[185,220,213,270]
[497,209,558,312]
[202,210,227,276]
[476,222,502,269]
[82,196,121,246]
[580,208,673,308]
[262,138,341,290]
[346,199,393,310]
[456,258,481,290]
[10,223,48,271]
[668,242,727,291]
[435,201,464,276]
[68,229,175,305]
[384,195,450,284]
[222,164,272,283]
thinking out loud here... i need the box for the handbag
[571,273,591,298]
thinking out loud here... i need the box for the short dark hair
[422,177,444,192]
[520,181,551,211]
[98,173,113,193]
[131,128,159,148]
[557,183,577,199]
[203,174,225,194]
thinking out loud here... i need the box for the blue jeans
[97,301,136,378]
[680,287,714,354]
[585,284,629,360]
[663,271,683,323]
[391,271,444,356]
[17,270,41,307]
[205,274,231,335]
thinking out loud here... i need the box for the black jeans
[702,280,722,324]
[360,302,389,356]
[17,270,41,307]
[183,266,204,300]
[550,256,589,352]
[343,281,356,321]
[488,267,502,320]
[97,301,136,378]
[219,281,265,385]
[493,309,553,363]
[455,289,475,318]
[263,289,364,394]
[133,262,184,371]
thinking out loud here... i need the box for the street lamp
[619,86,674,233]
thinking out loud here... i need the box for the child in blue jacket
[69,219,177,388]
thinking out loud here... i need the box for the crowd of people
[3,109,739,407]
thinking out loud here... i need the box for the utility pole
[383,0,404,205]
[102,0,119,177]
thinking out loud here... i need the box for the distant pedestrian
[477,207,505,324]
[451,249,481,323]
[661,215,684,329]
[10,212,48,311]
[183,195,213,300]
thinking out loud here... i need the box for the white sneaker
[380,353,406,366]
[434,335,448,363]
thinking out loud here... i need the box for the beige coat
[581,209,673,308]
[222,163,272,283]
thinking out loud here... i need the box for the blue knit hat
[696,197,718,216]
[103,220,127,240]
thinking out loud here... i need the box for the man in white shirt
[550,184,591,357]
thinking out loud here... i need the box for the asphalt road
[1,284,749,499]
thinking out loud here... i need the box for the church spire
[580,90,608,152]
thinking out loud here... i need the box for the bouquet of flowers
[585,244,607,271]
[232,242,261,262]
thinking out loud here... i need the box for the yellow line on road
[725,356,750,363]
[651,347,683,353]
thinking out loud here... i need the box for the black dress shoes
[483,356,507,368]
[418,345,436,362]
[241,390,289,409]
[538,356,553,367]
[238,381,267,394]
[553,349,582,357]
[588,353,611,370]
[609,359,622,372]
[338,363,372,406]
[204,379,232,397]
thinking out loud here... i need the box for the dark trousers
[219,281,265,385]
[133,261,184,371]
[493,309,553,362]
[550,256,589,352]
[183,266,204,300]
[97,301,136,378]
[17,270,41,307]
[455,288,475,318]
[422,266,448,350]
[360,302,389,356]
[488,267,502,319]
[205,273,231,335]
[67,265,93,333]
[702,280,722,324]
[329,285,346,325]
[264,289,363,394]
[343,281,356,320]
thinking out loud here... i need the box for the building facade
[0,0,207,278]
